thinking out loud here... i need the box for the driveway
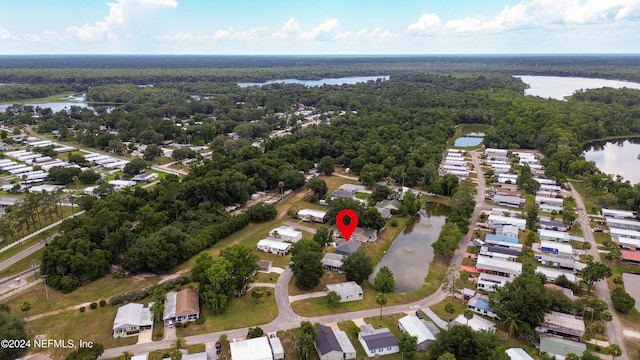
[136,329,153,344]
[163,325,176,342]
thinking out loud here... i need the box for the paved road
[571,185,630,360]
[101,151,490,358]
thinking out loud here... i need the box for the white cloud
[272,17,302,39]
[407,13,442,36]
[64,0,178,42]
[299,18,340,40]
[0,29,19,40]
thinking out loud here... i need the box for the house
[377,207,392,220]
[451,315,496,332]
[505,348,533,360]
[602,208,636,219]
[326,281,363,302]
[491,207,522,217]
[538,218,569,232]
[112,303,153,338]
[315,325,357,360]
[0,196,21,208]
[610,227,640,240]
[376,199,401,211]
[535,196,564,208]
[322,253,345,272]
[497,225,519,239]
[108,180,137,190]
[479,245,519,261]
[131,172,159,183]
[539,203,563,213]
[537,311,585,338]
[353,227,378,242]
[269,226,303,243]
[398,315,436,351]
[467,294,498,318]
[339,184,367,193]
[268,334,284,360]
[257,239,291,256]
[535,253,575,270]
[251,191,266,200]
[257,260,272,272]
[163,288,200,325]
[539,335,586,359]
[335,239,361,256]
[621,250,640,265]
[538,229,571,242]
[477,273,513,292]
[535,267,577,283]
[330,189,356,201]
[297,209,327,223]
[229,337,273,360]
[358,325,399,357]
[487,215,527,231]
[485,234,522,252]
[493,194,526,208]
[540,240,573,257]
[475,255,522,277]
[614,237,640,250]
[606,217,640,231]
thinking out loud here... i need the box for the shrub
[195,316,205,325]
[89,302,97,310]
[612,287,635,314]
[109,293,126,306]
[99,300,106,307]
[390,219,398,227]
[79,307,85,313]
[175,322,183,328]
[183,322,190,328]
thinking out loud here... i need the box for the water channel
[369,202,449,293]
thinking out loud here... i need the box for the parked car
[415,311,423,319]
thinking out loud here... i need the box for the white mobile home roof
[54,145,76,152]
[602,208,636,219]
[444,169,468,177]
[270,226,302,239]
[534,178,557,185]
[9,166,34,175]
[2,164,26,171]
[606,217,640,229]
[297,208,327,218]
[230,337,273,360]
[490,208,522,217]
[505,348,534,360]
[103,160,129,169]
[257,239,291,251]
[535,196,564,206]
[4,150,28,157]
[16,153,40,161]
[326,281,363,294]
[540,240,573,255]
[398,315,436,344]
[476,255,522,275]
[538,229,571,242]
[609,227,640,239]
[488,214,526,230]
[41,161,69,171]
[84,153,103,159]
[452,314,496,332]
[95,157,119,165]
[268,335,284,358]
[616,237,640,248]
[535,267,576,282]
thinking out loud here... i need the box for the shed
[268,334,284,360]
[229,337,273,360]
[326,281,363,302]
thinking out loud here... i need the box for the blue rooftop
[485,234,519,244]
[475,298,491,311]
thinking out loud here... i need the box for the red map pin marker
[336,209,358,242]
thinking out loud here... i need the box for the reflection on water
[369,203,449,293]
[515,75,640,101]
[583,139,640,184]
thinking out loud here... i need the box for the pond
[622,273,640,313]
[369,202,449,293]
[583,139,640,184]
[454,132,485,147]
[238,75,390,88]
[514,75,640,101]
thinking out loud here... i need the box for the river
[369,203,449,293]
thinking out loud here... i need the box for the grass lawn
[290,256,449,317]
[26,304,137,360]
[0,92,80,105]
[288,271,347,296]
[277,329,320,360]
[364,313,405,337]
[430,297,467,323]
[178,292,277,336]
[323,175,360,192]
[6,206,77,244]
[145,344,206,360]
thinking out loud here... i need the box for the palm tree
[169,348,183,360]
[375,292,387,319]
[502,312,520,338]
[463,309,474,325]
[278,181,285,195]
[173,336,187,350]
[121,351,134,360]
[607,344,622,359]
[591,321,605,348]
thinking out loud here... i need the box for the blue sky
[0,0,639,54]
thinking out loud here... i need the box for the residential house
[339,184,367,193]
[131,172,159,183]
[602,208,636,219]
[538,229,571,242]
[451,315,496,332]
[485,234,523,252]
[358,325,399,357]
[614,237,640,250]
[535,253,575,270]
[505,348,533,360]
[490,208,522,217]
[477,273,513,292]
[297,209,327,223]
[163,288,200,325]
[330,189,356,201]
[479,245,519,261]
[610,227,640,240]
[535,196,564,208]
[493,194,526,208]
[315,325,357,360]
[467,294,498,318]
[322,253,345,272]
[539,335,586,359]
[269,226,303,243]
[607,217,640,231]
[112,303,153,338]
[621,250,640,265]
[537,311,585,339]
[535,267,576,283]
[377,207,392,220]
[256,239,291,256]
[538,217,569,232]
[335,239,361,256]
[497,225,519,239]
[475,255,522,277]
[487,215,527,231]
[376,199,402,212]
[326,281,363,302]
[229,337,273,360]
[540,240,573,257]
[398,315,436,351]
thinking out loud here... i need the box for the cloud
[65,0,178,42]
[272,17,302,39]
[408,0,640,36]
[273,17,343,41]
[0,29,19,40]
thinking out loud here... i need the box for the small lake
[583,139,640,184]
[515,75,640,101]
[454,132,485,147]
[369,203,449,293]
[622,273,640,313]
[238,75,390,88]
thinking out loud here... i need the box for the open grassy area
[0,92,80,105]
[288,270,347,296]
[178,292,277,336]
[25,303,137,360]
[278,329,320,360]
